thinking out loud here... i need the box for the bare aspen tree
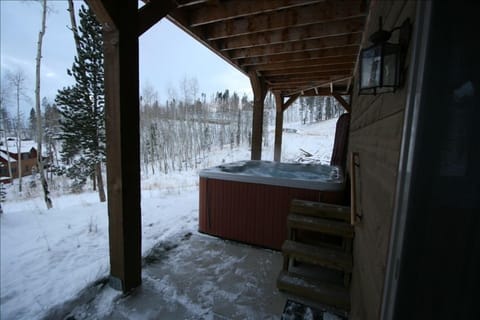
[35,0,53,209]
[8,70,27,193]
[0,85,13,181]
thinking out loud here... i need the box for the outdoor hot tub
[199,160,346,250]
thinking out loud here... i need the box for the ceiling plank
[239,46,359,66]
[267,72,352,83]
[302,87,349,96]
[283,77,352,96]
[218,17,366,51]
[165,1,368,96]
[267,81,350,92]
[247,56,358,72]
[271,85,349,96]
[226,33,362,59]
[189,0,323,27]
[203,1,367,40]
[261,64,355,77]
[268,82,336,88]
[176,0,212,8]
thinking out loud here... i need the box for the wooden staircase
[277,199,353,311]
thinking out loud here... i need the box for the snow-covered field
[0,118,337,320]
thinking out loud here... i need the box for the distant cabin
[0,139,39,182]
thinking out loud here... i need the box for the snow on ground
[0,118,337,320]
[264,117,337,164]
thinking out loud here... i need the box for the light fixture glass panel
[360,45,382,89]
[382,44,400,87]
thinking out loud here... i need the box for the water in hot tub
[218,160,340,182]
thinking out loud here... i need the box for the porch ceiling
[163,0,368,97]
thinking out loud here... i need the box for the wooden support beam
[273,93,299,162]
[176,0,211,8]
[260,63,355,77]
[86,0,117,29]
[204,2,366,40]
[274,92,284,162]
[218,17,366,50]
[88,0,141,292]
[269,84,348,93]
[283,93,300,111]
[239,46,359,66]
[267,73,352,84]
[189,0,322,27]
[247,56,357,72]
[286,77,352,96]
[279,85,351,97]
[226,33,362,60]
[249,72,267,160]
[268,80,348,88]
[138,0,177,37]
[332,92,351,113]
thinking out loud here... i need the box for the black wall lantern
[359,18,411,95]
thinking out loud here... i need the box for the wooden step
[288,214,354,238]
[282,240,352,272]
[291,199,350,222]
[277,270,350,310]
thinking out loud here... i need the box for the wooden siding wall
[0,158,37,179]
[348,1,417,319]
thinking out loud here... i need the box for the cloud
[42,63,59,79]
[0,54,35,74]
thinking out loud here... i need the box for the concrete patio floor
[45,231,345,319]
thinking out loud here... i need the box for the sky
[0,0,252,117]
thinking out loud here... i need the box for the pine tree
[55,5,106,202]
[43,98,61,178]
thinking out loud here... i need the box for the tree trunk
[92,172,97,191]
[35,0,52,209]
[96,162,106,202]
[16,89,22,193]
[67,0,81,55]
[3,134,13,182]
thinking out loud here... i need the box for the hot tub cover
[199,160,344,191]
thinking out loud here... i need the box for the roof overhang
[160,0,368,97]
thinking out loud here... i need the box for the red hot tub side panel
[199,177,344,250]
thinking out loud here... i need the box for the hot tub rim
[199,160,345,191]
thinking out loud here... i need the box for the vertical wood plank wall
[199,177,343,250]
[348,1,417,319]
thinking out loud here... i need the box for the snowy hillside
[0,118,338,320]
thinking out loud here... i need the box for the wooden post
[332,92,351,113]
[249,72,267,160]
[88,0,141,292]
[274,93,299,161]
[273,93,284,162]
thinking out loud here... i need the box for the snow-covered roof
[0,150,16,162]
[1,139,37,154]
